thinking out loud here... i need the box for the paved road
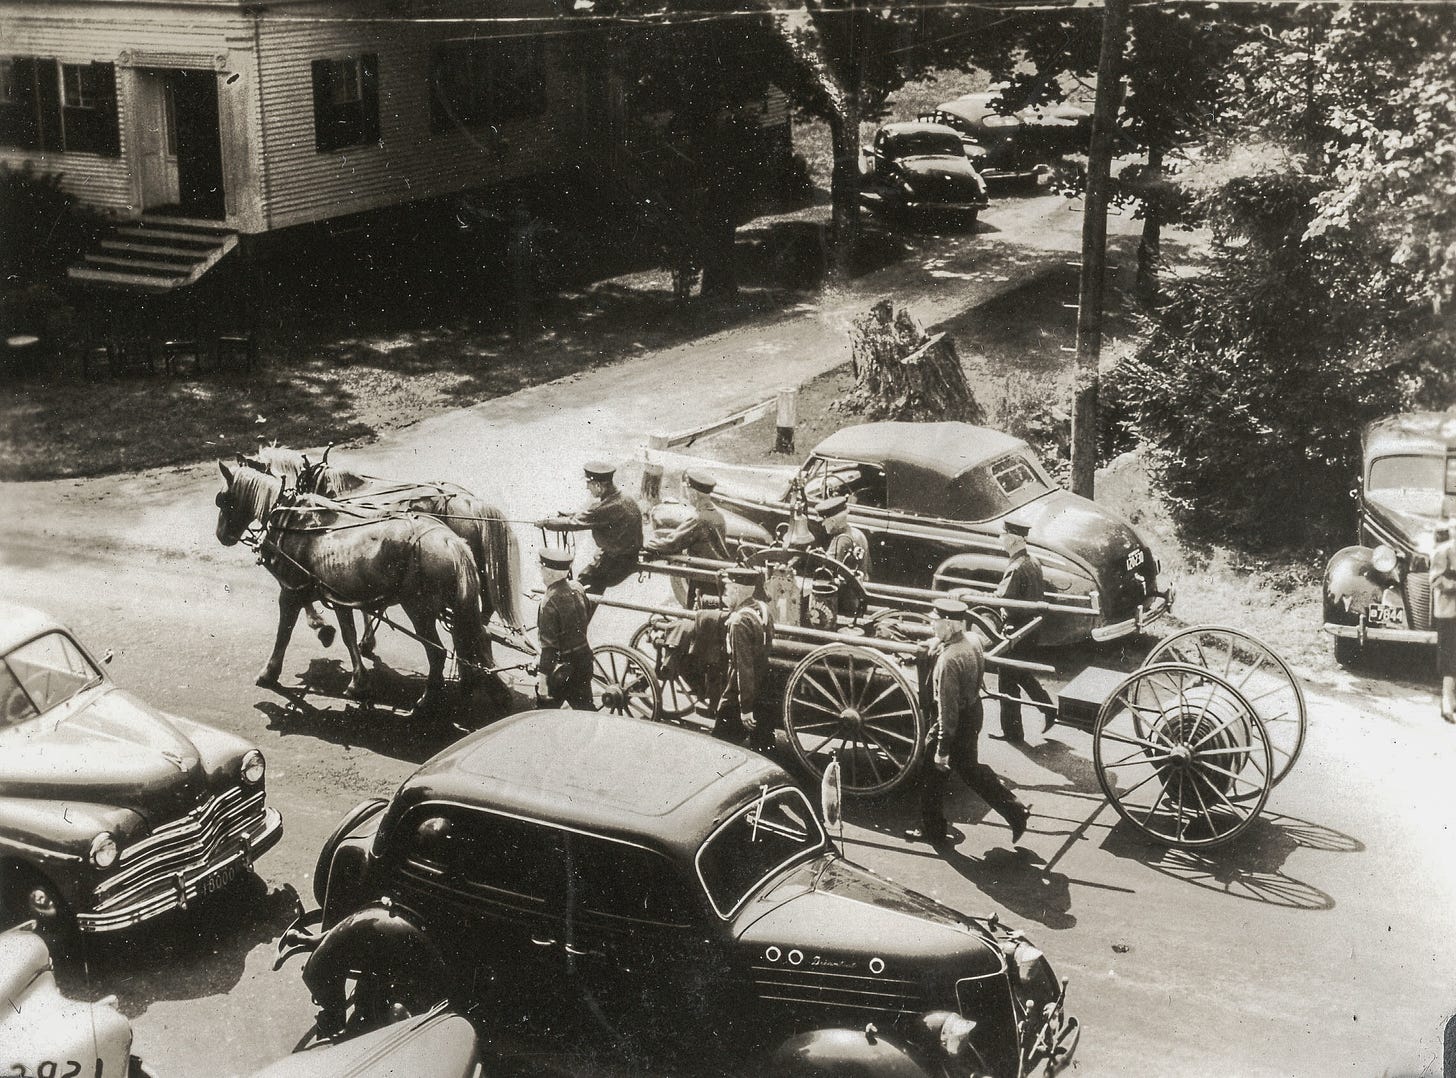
[3,195,1452,1077]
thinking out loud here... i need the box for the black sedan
[860,121,990,223]
[921,92,1091,185]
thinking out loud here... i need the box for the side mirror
[1348,487,1359,500]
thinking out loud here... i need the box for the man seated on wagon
[539,461,644,598]
[811,495,872,581]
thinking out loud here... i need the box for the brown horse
[215,459,494,716]
[253,446,523,641]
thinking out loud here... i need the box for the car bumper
[860,191,989,214]
[1091,589,1174,642]
[78,802,282,934]
[1323,622,1435,646]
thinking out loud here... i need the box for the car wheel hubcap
[27,887,57,918]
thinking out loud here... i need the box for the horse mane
[232,463,283,525]
[251,445,306,487]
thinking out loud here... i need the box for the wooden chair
[109,337,158,378]
[213,333,258,372]
[162,338,205,377]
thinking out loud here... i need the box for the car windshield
[2,632,102,727]
[886,130,963,158]
[796,456,887,510]
[1369,454,1445,492]
[695,787,826,919]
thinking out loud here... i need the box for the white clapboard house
[1,0,781,293]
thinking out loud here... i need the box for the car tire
[1333,635,1362,667]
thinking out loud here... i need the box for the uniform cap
[583,460,615,480]
[1004,520,1032,538]
[685,469,718,494]
[539,545,575,569]
[931,597,969,621]
[814,495,849,517]
[721,566,763,587]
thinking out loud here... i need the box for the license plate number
[1367,603,1404,627]
[199,859,244,897]
[1125,549,1145,572]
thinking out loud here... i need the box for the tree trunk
[827,94,861,279]
[1136,145,1164,301]
[837,302,983,423]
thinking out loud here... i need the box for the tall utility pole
[1070,0,1130,499]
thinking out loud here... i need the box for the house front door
[169,69,225,219]
[135,71,178,210]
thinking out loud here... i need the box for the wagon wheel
[1145,625,1306,791]
[1093,662,1273,849]
[783,644,924,798]
[629,619,702,720]
[590,644,661,721]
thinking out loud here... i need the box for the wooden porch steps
[68,215,240,293]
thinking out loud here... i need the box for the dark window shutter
[360,52,380,144]
[311,58,339,151]
[34,58,62,151]
[94,63,119,156]
[0,57,40,149]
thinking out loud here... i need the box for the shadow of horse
[1099,810,1361,912]
[54,878,303,1020]
[252,658,529,763]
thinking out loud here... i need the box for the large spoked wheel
[1093,662,1273,849]
[629,619,702,720]
[782,644,923,798]
[1145,625,1306,791]
[590,644,661,721]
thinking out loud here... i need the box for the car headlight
[89,831,119,869]
[241,749,266,785]
[1371,545,1399,576]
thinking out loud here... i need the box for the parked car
[290,710,1079,1078]
[1323,411,1456,665]
[0,602,282,936]
[919,92,1092,185]
[711,421,1171,645]
[0,922,482,1078]
[860,121,990,223]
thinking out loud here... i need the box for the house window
[311,53,379,152]
[0,57,118,156]
[429,38,545,134]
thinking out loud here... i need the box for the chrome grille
[750,964,925,1016]
[95,788,266,901]
[1405,572,1432,630]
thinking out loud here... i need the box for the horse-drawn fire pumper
[584,498,1307,851]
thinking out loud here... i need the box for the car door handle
[564,943,599,958]
[530,936,558,947]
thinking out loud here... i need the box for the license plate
[1125,549,1145,572]
[1367,603,1405,627]
[198,859,244,897]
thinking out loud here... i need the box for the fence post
[774,387,798,455]
[640,434,668,504]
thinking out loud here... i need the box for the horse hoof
[317,625,336,649]
[256,671,281,688]
[345,684,368,701]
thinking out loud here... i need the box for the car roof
[399,710,793,859]
[1365,412,1456,458]
[879,120,963,142]
[937,93,1089,126]
[0,602,64,655]
[934,94,1004,125]
[813,422,1029,480]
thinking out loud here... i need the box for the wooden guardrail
[640,386,798,502]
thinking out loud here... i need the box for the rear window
[885,129,963,158]
[945,454,1052,521]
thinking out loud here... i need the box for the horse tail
[449,541,489,687]
[473,500,524,632]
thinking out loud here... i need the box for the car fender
[314,798,388,916]
[301,903,449,1026]
[754,1027,940,1078]
[1323,546,1389,625]
[0,800,142,909]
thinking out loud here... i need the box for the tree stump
[838,301,984,424]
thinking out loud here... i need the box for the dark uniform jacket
[932,630,986,743]
[558,488,643,559]
[724,600,774,714]
[538,579,591,673]
[825,526,872,580]
[997,550,1045,636]
[646,503,730,560]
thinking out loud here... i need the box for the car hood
[0,686,206,824]
[1364,490,1440,553]
[735,856,1004,987]
[897,156,984,188]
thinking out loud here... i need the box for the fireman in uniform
[540,461,644,596]
[535,545,595,710]
[994,519,1054,742]
[713,566,775,751]
[905,597,1031,847]
[644,470,731,561]
[814,495,872,581]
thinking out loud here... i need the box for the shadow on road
[56,876,302,1019]
[1099,810,1361,911]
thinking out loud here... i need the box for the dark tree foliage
[1109,6,1456,550]
[0,164,105,287]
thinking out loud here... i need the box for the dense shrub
[0,164,106,289]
